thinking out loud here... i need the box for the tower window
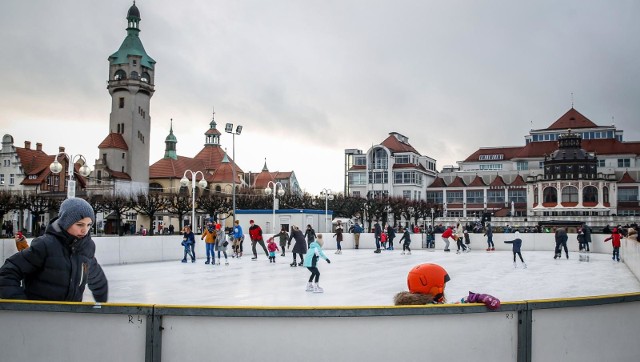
[119,98,124,108]
[122,153,125,159]
[131,71,139,80]
[114,69,126,80]
[121,123,125,133]
[117,124,121,133]
[132,60,137,66]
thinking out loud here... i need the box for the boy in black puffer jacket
[0,198,108,302]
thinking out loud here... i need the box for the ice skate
[298,262,303,266]
[251,256,258,261]
[313,283,324,293]
[456,250,460,254]
[491,247,495,251]
[335,250,340,254]
[216,261,220,265]
[306,282,314,292]
[523,263,527,269]
[407,251,411,255]
[486,248,491,252]
[401,251,405,255]
[181,259,187,263]
[205,259,210,265]
[513,262,517,269]
[290,262,297,267]
[225,260,229,266]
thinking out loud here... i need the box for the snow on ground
[89,249,640,307]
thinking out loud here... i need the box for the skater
[373,221,382,253]
[215,223,229,265]
[266,237,280,263]
[455,223,467,254]
[232,220,244,258]
[604,227,622,262]
[333,221,343,254]
[14,231,29,252]
[0,197,109,302]
[274,226,289,257]
[350,222,363,249]
[380,230,388,250]
[441,226,453,252]
[554,227,568,259]
[304,224,317,247]
[463,229,471,251]
[181,226,196,263]
[386,224,396,250]
[201,220,216,265]
[287,225,308,267]
[504,231,526,268]
[303,234,330,293]
[426,226,435,249]
[484,223,495,251]
[582,223,592,251]
[394,263,450,305]
[399,227,412,255]
[249,220,269,260]
[577,228,587,252]
[393,263,500,310]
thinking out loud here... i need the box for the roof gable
[380,134,420,155]
[98,133,129,151]
[467,176,487,187]
[546,108,598,130]
[618,172,636,184]
[448,176,466,187]
[428,177,447,188]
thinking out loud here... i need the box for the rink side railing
[1,234,640,361]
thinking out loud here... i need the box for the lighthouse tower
[95,1,156,194]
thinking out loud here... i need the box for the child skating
[504,231,527,269]
[267,237,280,263]
[303,234,331,293]
[399,227,412,255]
[215,223,229,265]
[604,227,622,262]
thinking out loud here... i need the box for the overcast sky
[1,0,639,195]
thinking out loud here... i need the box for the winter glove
[326,259,331,264]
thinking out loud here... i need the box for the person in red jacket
[604,227,622,262]
[248,220,269,261]
[441,226,453,252]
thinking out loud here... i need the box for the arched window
[583,186,598,203]
[114,69,126,80]
[130,71,139,80]
[149,183,163,193]
[370,148,388,170]
[215,185,222,193]
[562,186,578,203]
[603,186,609,203]
[533,187,538,204]
[141,72,150,83]
[543,187,557,203]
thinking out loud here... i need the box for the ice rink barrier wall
[1,234,640,362]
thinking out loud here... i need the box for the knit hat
[58,198,95,230]
[250,220,255,224]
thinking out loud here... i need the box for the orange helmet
[407,263,450,302]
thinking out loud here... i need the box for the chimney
[24,141,31,149]
[59,146,65,153]
[36,143,43,151]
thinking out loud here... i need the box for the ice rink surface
[89,247,640,307]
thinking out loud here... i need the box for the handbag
[223,241,229,247]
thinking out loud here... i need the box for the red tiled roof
[380,134,420,155]
[448,176,466,187]
[149,156,211,180]
[106,168,132,181]
[545,108,598,130]
[98,133,129,150]
[619,172,636,184]
[463,147,522,162]
[15,147,51,175]
[489,175,507,187]
[349,165,366,171]
[428,177,447,188]
[193,146,243,174]
[205,128,221,136]
[467,176,486,187]
[210,161,237,183]
[509,175,526,186]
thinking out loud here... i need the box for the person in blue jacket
[504,231,526,269]
[232,220,244,258]
[303,234,330,293]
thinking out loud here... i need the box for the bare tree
[102,194,132,236]
[131,192,167,236]
[196,193,231,223]
[166,193,192,230]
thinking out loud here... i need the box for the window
[583,186,598,203]
[352,191,361,197]
[603,186,609,203]
[427,191,443,204]
[508,189,526,203]
[0,174,4,184]
[370,148,388,170]
[446,191,463,204]
[102,153,107,162]
[119,97,124,108]
[487,190,504,203]
[598,159,605,167]
[149,183,164,193]
[394,171,423,185]
[131,71,139,79]
[395,155,410,164]
[402,190,411,199]
[466,190,483,204]
[516,161,528,171]
[349,172,366,185]
[97,170,102,184]
[141,72,150,83]
[617,159,631,168]
[132,59,137,66]
[122,153,125,159]
[368,171,388,184]
[618,188,638,202]
[354,156,366,166]
[561,186,579,203]
[479,164,503,171]
[9,174,14,185]
[543,187,557,203]
[114,69,126,80]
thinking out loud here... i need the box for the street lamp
[49,152,92,198]
[180,170,208,231]
[225,123,243,226]
[320,188,334,232]
[265,181,285,233]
